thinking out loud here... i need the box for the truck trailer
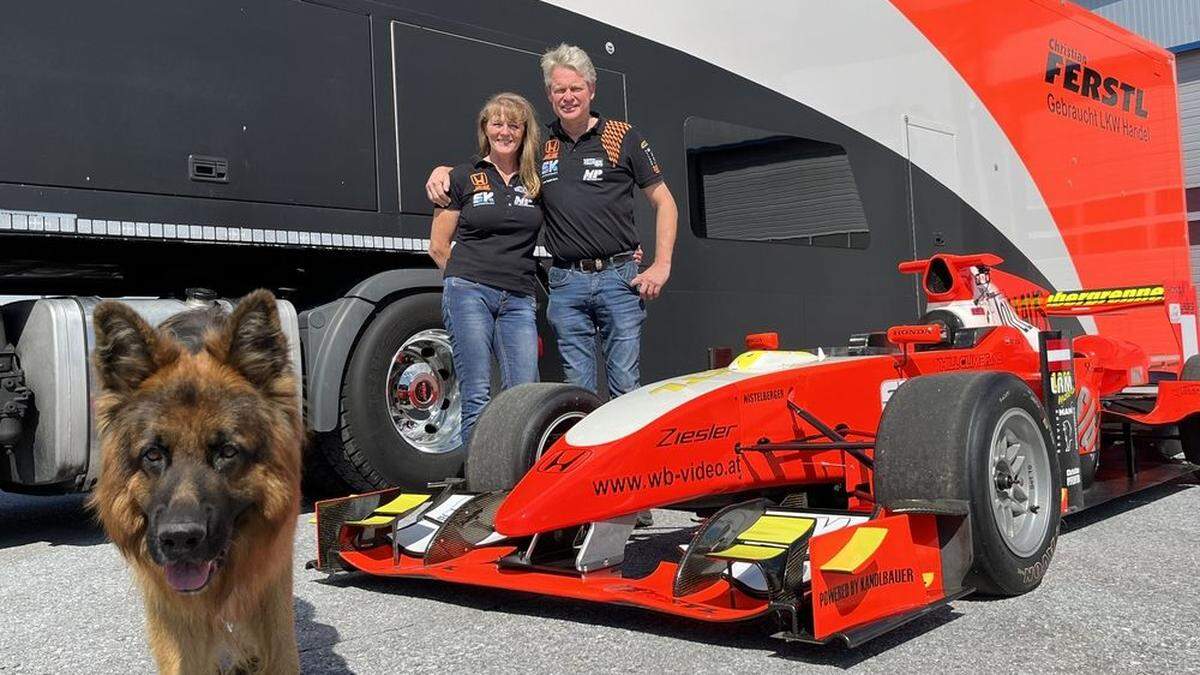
[0,0,1192,499]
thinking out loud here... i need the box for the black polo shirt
[539,112,664,262]
[443,159,542,295]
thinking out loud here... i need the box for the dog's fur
[88,291,302,674]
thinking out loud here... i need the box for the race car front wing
[309,487,974,647]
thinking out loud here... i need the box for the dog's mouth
[162,547,228,594]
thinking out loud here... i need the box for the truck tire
[320,293,465,490]
[301,433,353,500]
[1178,355,1200,465]
[465,383,600,492]
[875,372,1061,597]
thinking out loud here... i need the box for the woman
[429,92,543,449]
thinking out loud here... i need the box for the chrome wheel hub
[385,329,461,454]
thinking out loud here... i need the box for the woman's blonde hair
[477,92,541,199]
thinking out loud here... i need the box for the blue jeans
[441,277,539,448]
[546,260,646,398]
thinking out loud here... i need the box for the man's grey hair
[541,43,597,87]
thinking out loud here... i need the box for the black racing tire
[320,293,465,491]
[1179,355,1200,465]
[875,372,1061,597]
[465,383,601,492]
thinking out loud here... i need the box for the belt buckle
[593,257,603,272]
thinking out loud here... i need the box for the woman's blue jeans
[441,276,539,448]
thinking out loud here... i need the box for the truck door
[904,116,963,309]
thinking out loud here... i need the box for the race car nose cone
[493,488,574,537]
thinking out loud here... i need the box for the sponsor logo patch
[641,139,661,175]
[543,139,560,160]
[537,449,590,473]
[540,159,559,182]
[470,172,491,192]
[655,423,736,447]
[1044,285,1164,309]
[472,191,495,207]
[743,389,784,404]
[582,168,603,182]
[583,157,604,168]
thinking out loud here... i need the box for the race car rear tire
[465,383,600,491]
[876,372,1061,597]
[1178,355,1200,465]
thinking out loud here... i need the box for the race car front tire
[876,372,1061,597]
[466,383,601,491]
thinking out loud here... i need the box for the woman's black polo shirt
[443,160,542,296]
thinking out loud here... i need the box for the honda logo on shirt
[582,168,603,182]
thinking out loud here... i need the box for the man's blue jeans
[441,277,539,448]
[546,260,646,398]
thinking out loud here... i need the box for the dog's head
[89,290,301,595]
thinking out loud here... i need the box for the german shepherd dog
[89,291,302,674]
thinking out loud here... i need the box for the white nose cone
[564,350,824,447]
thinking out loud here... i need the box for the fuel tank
[0,295,300,492]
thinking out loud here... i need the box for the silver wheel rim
[385,329,461,454]
[534,411,588,460]
[988,408,1053,557]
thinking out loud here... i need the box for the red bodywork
[318,251,1196,644]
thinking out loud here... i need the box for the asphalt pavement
[2,475,1198,674]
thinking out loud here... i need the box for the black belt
[552,252,636,273]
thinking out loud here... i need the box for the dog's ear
[93,301,178,394]
[218,289,291,390]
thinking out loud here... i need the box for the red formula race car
[310,253,1200,647]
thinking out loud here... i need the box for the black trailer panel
[0,0,377,210]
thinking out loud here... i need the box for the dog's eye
[141,445,166,466]
[218,443,240,460]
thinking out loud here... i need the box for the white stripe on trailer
[545,0,1093,333]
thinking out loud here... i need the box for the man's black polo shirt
[539,112,664,262]
[444,159,542,296]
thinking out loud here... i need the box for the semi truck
[0,0,1192,497]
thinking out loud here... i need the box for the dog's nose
[157,521,207,559]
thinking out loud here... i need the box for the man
[427,43,677,399]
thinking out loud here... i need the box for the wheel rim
[988,408,1054,557]
[534,411,588,460]
[385,329,461,454]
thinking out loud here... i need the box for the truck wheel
[465,383,600,491]
[322,293,464,490]
[1178,356,1200,464]
[875,372,1061,597]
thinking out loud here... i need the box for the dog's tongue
[164,561,214,592]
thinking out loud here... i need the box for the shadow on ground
[0,490,107,549]
[296,596,354,674]
[1062,474,1196,533]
